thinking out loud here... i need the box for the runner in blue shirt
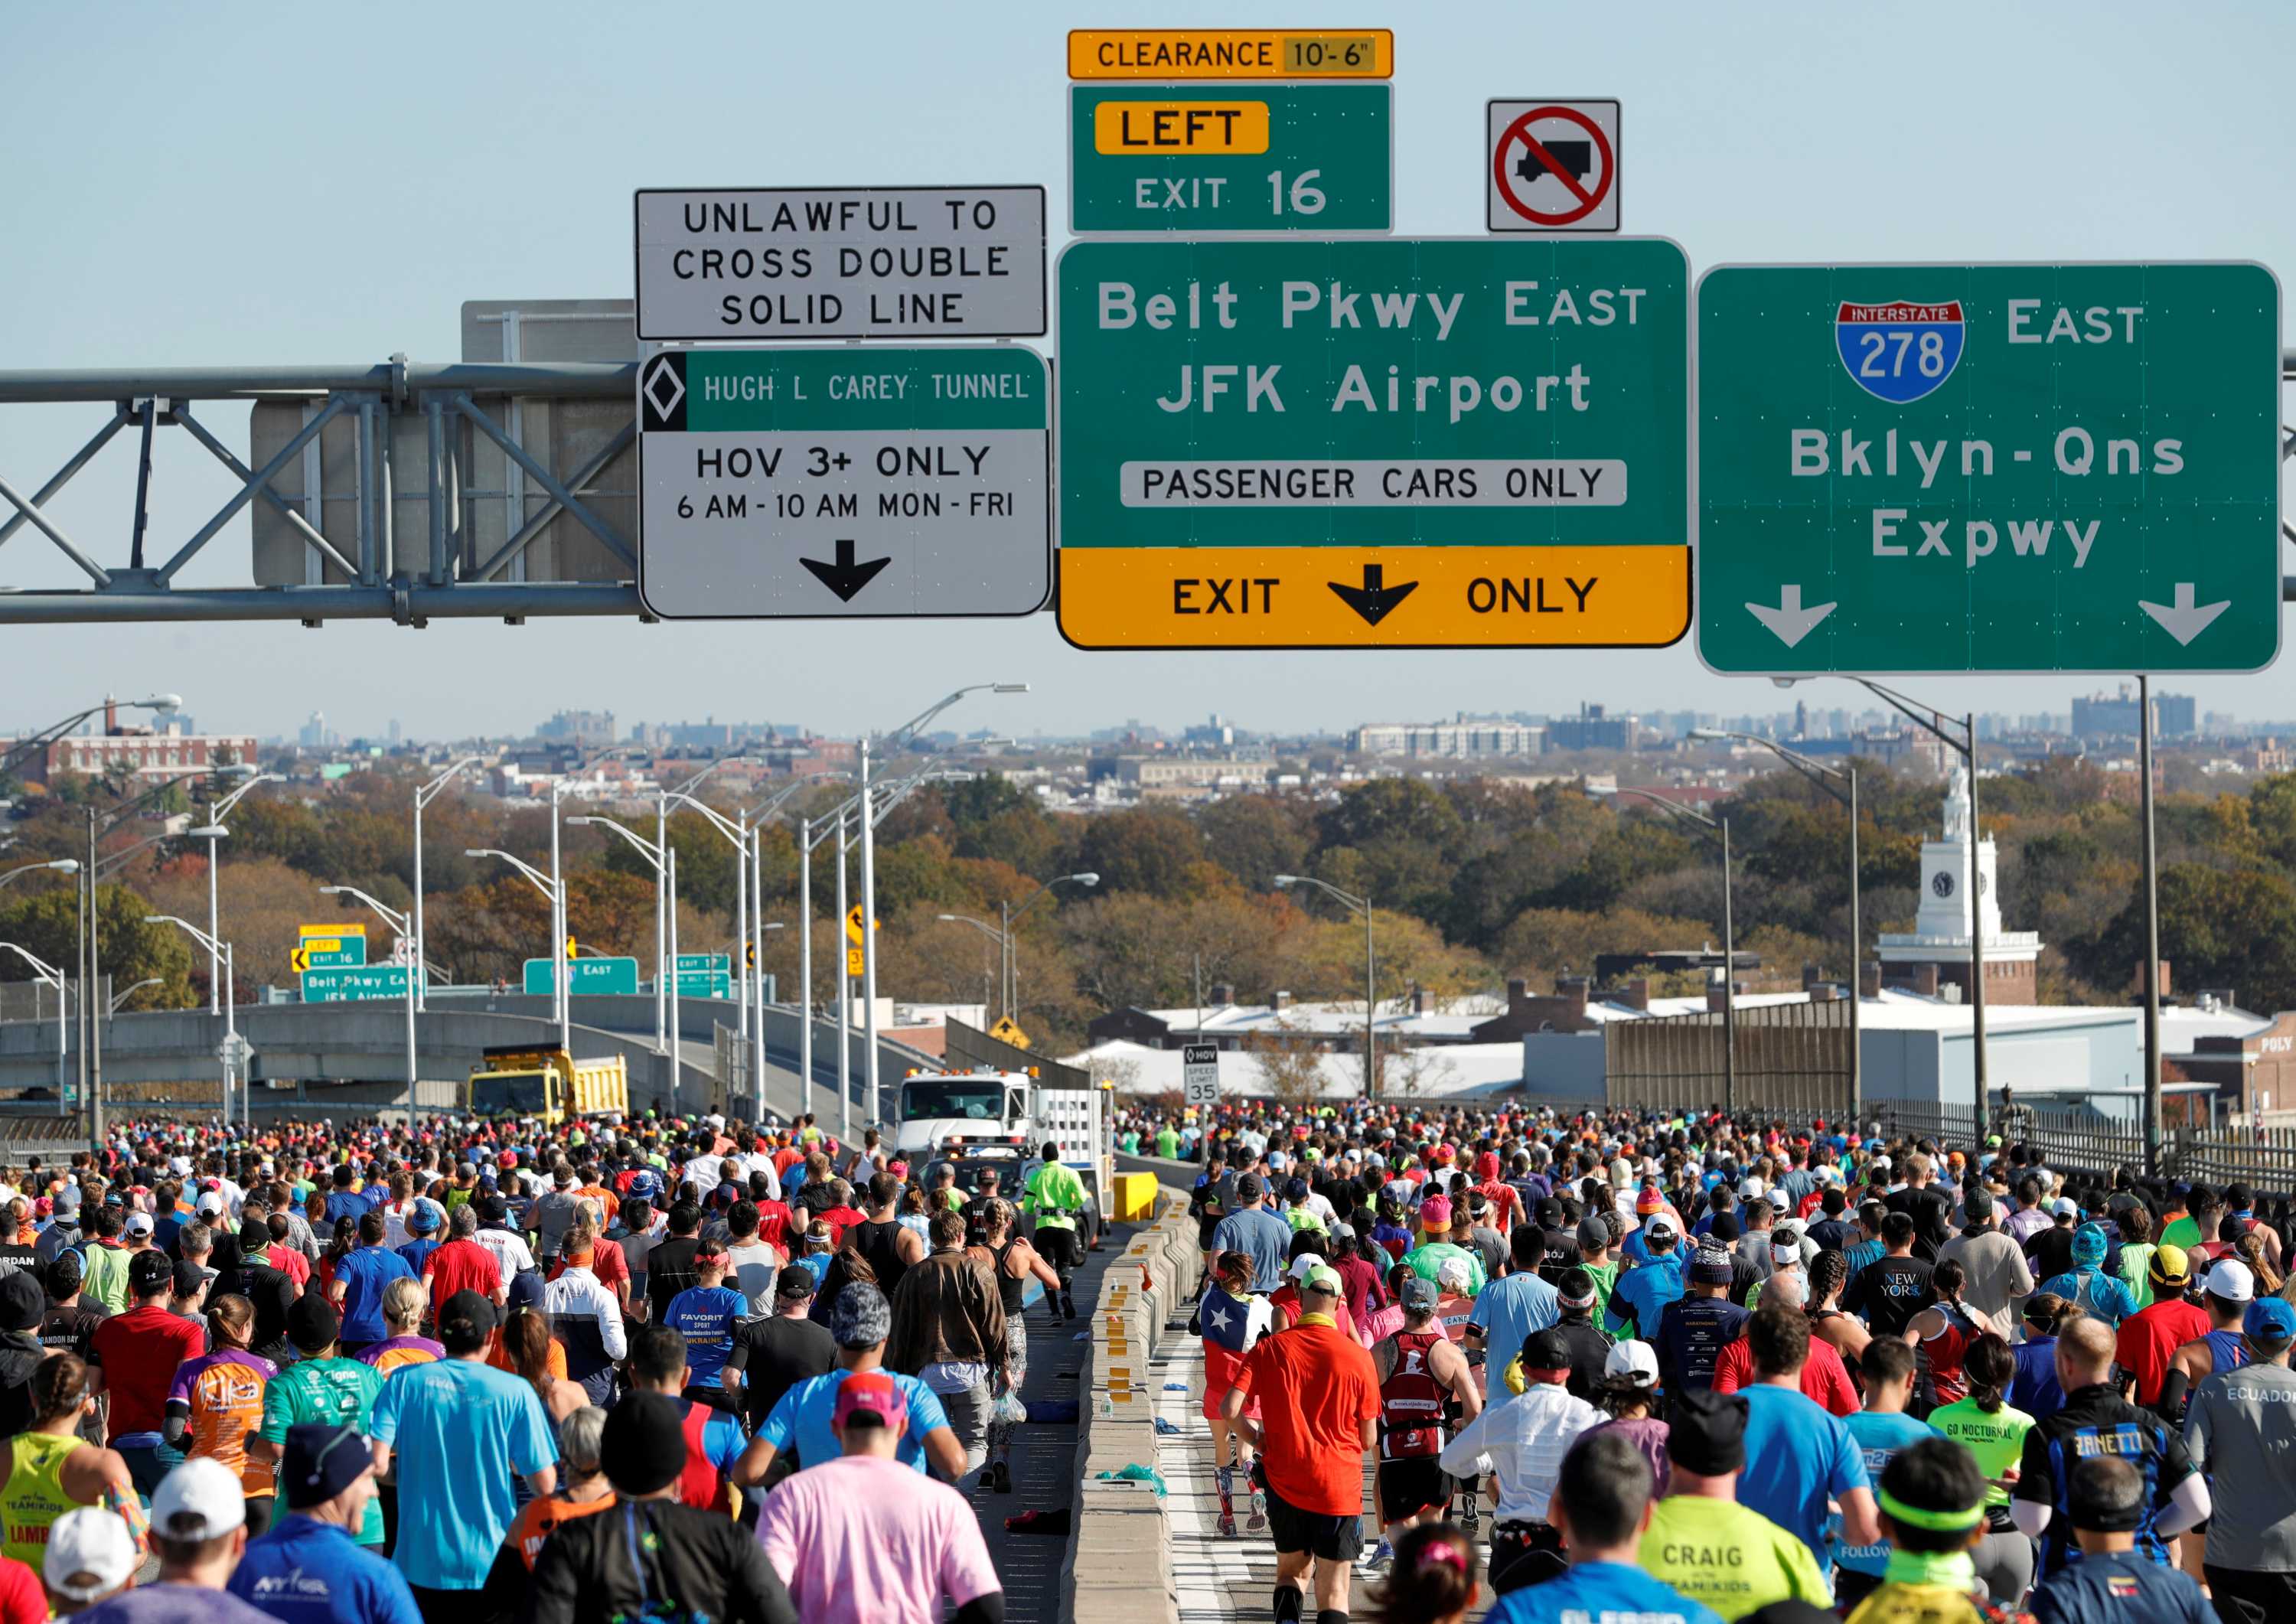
[728,1283,964,1483]
[1606,1219,1684,1341]
[1464,1228,1559,1403]
[1486,1428,1721,1624]
[1831,1339,1937,1611]
[330,1215,416,1353]
[659,1244,745,1390]
[230,1423,422,1624]
[1736,1301,1878,1573]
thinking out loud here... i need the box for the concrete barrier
[1061,1182,1202,1624]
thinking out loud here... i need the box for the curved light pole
[412,756,484,1013]
[145,915,236,1129]
[1613,790,1737,1113]
[568,815,675,1055]
[857,687,1026,1128]
[200,771,279,1014]
[468,847,568,1054]
[990,872,1099,1028]
[1274,875,1378,1100]
[0,858,78,891]
[745,772,849,1104]
[936,914,1007,1021]
[318,884,419,1121]
[1851,679,1987,1147]
[108,977,161,1013]
[1694,729,1863,1119]
[0,694,178,785]
[0,941,68,1114]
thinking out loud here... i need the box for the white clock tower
[1877,768,2041,1004]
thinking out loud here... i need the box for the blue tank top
[2206,1328,2249,1375]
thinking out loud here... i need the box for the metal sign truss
[0,360,641,626]
[0,351,2288,628]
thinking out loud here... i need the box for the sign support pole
[1966,716,1988,1147]
[860,735,880,1134]
[2141,674,2164,1172]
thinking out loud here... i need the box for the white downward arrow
[1746,584,1837,648]
[2138,582,2230,647]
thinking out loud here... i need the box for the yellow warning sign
[299,922,364,938]
[1058,546,1691,650]
[1068,29,1391,80]
[989,1016,1032,1049]
[289,944,311,975]
[846,947,866,979]
[1092,99,1270,155]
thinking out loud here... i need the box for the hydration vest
[1379,1329,1449,1460]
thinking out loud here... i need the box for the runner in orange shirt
[162,1295,278,1534]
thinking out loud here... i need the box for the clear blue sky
[1,1,2287,740]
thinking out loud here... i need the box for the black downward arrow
[798,538,892,602]
[1328,563,1418,627]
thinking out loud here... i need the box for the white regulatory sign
[1182,1042,1221,1107]
[1486,99,1621,233]
[634,187,1047,341]
[636,346,1050,619]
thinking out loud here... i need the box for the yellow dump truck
[465,1045,628,1123]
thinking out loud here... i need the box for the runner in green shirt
[1154,1125,1180,1159]
[1023,1145,1089,1320]
[1639,1389,1831,1619]
[254,1296,386,1547]
[1923,1332,2037,1607]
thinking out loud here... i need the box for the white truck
[890,1065,1113,1218]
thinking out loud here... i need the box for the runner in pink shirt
[754,1370,1003,1624]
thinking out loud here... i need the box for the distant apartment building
[1352,719,1544,758]
[2072,686,2193,740]
[536,709,617,745]
[1545,703,1638,753]
[1115,757,1275,795]
[11,707,257,786]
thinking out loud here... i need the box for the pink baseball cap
[832,1371,907,1436]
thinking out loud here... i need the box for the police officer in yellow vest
[1022,1143,1088,1323]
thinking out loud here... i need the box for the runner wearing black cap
[2029,1457,2212,1624]
[1654,1249,1749,1394]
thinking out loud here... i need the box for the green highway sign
[1056,236,1690,648]
[524,957,641,997]
[300,965,422,1003]
[1697,262,2282,674]
[677,970,732,1000]
[1068,83,1391,233]
[676,954,730,973]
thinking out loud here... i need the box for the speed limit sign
[1183,1043,1221,1106]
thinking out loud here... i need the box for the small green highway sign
[300,965,422,1003]
[1696,262,2282,674]
[1068,83,1391,233]
[524,957,641,998]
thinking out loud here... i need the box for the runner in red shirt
[88,1251,207,1497]
[422,1206,506,1306]
[2115,1244,2210,1405]
[1221,1267,1380,1624]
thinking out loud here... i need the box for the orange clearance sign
[1068,29,1392,80]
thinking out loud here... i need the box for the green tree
[1195,794,1312,893]
[1078,807,1206,898]
[2085,863,2296,1012]
[0,882,194,1009]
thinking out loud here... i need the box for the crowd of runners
[0,1107,1113,1624]
[1140,1097,2296,1624]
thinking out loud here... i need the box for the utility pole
[86,809,102,1152]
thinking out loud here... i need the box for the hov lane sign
[1488,100,1620,233]
[1697,261,2282,675]
[637,346,1049,619]
[1182,1042,1220,1105]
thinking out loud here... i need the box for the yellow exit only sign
[1092,99,1271,155]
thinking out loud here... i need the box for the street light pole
[1854,680,1989,1146]
[1273,876,1378,1101]
[146,916,237,1127]
[319,885,416,1120]
[201,772,279,1015]
[835,807,851,1139]
[993,872,1101,1033]
[0,944,68,1115]
[1693,730,1864,1120]
[1611,791,1737,1113]
[412,757,481,1014]
[466,847,568,1053]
